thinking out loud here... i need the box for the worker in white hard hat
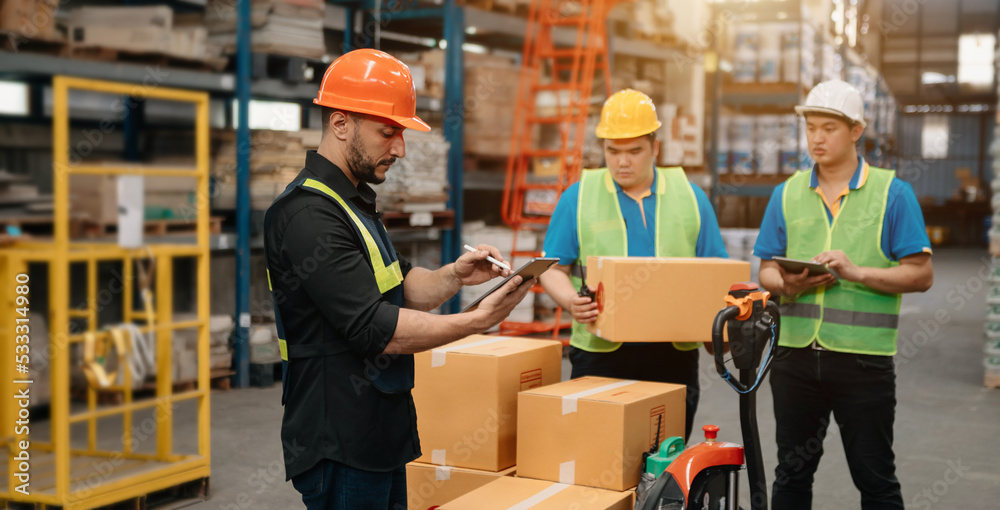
[754,79,934,509]
[538,89,728,440]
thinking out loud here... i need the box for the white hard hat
[795,80,867,129]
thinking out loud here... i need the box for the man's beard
[347,129,395,185]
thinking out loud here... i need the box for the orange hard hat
[314,49,431,132]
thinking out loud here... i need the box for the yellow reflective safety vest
[264,177,411,399]
[572,167,701,352]
[779,166,901,355]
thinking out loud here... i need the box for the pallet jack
[638,283,780,510]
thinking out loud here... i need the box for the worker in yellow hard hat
[538,89,728,440]
[754,79,933,510]
[263,49,532,509]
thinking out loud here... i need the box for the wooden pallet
[382,210,455,230]
[0,30,67,55]
[80,217,224,238]
[69,46,228,72]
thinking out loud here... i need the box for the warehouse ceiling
[878,0,1000,104]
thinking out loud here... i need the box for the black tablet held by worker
[462,257,559,312]
[772,256,841,279]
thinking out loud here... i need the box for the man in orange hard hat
[538,89,728,440]
[263,49,532,509]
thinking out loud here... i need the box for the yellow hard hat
[595,89,662,139]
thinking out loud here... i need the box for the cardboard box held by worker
[516,376,685,492]
[585,256,750,343]
[413,335,563,471]
[405,462,516,510]
[437,476,634,510]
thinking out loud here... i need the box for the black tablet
[772,256,841,279]
[462,257,560,312]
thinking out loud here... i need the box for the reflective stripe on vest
[301,178,404,294]
[571,167,701,353]
[271,178,404,361]
[779,164,902,355]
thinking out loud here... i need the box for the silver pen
[463,244,512,271]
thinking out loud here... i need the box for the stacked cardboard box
[211,130,319,210]
[409,335,562,506]
[70,174,198,225]
[376,130,450,213]
[630,0,674,41]
[462,53,522,157]
[205,0,325,59]
[439,476,633,509]
[516,376,685,492]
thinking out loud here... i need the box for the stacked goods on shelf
[0,170,50,220]
[987,70,1000,388]
[211,129,321,210]
[630,0,674,41]
[174,314,237,382]
[67,6,215,62]
[656,104,702,168]
[460,222,537,324]
[409,335,562,507]
[376,129,450,213]
[205,0,325,59]
[463,52,523,157]
[716,114,811,176]
[1,0,59,40]
[732,22,815,86]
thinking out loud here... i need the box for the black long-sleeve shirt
[265,151,419,479]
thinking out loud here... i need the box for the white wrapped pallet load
[758,24,781,83]
[733,24,759,83]
[799,117,815,170]
[716,115,731,175]
[780,23,800,84]
[755,115,781,175]
[731,115,756,175]
[780,114,800,174]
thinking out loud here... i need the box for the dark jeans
[291,460,407,510]
[770,346,903,510]
[569,343,700,440]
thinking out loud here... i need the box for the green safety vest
[268,178,404,362]
[780,165,901,355]
[571,167,701,352]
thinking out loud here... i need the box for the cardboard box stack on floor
[205,0,325,58]
[408,335,562,508]
[585,257,751,343]
[439,476,634,510]
[211,129,320,210]
[516,376,686,492]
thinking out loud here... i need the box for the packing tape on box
[432,449,447,465]
[507,483,571,510]
[435,466,452,481]
[430,336,513,367]
[561,380,639,415]
[559,461,575,485]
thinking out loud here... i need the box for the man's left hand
[453,244,512,286]
[813,250,864,283]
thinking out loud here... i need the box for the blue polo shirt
[754,157,932,261]
[543,169,728,264]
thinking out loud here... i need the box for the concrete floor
[178,248,1000,509]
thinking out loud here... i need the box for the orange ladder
[499,0,619,339]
